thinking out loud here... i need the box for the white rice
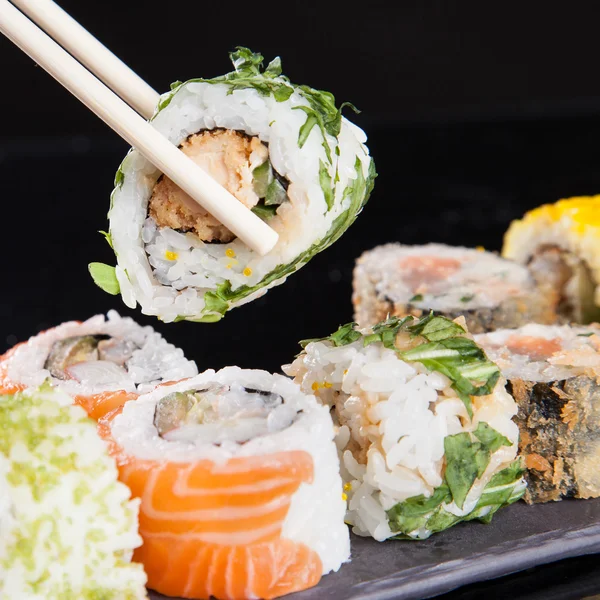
[475,323,600,382]
[109,80,372,322]
[284,333,522,541]
[109,367,349,575]
[3,310,198,396]
[0,385,147,599]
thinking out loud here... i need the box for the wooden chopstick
[0,0,279,256]
[10,0,159,119]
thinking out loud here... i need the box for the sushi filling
[396,255,463,293]
[44,335,139,382]
[143,128,291,291]
[148,129,289,243]
[528,244,600,323]
[153,383,298,444]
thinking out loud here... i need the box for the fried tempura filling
[149,129,270,243]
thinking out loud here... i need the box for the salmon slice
[506,335,562,361]
[0,345,136,418]
[0,333,136,419]
[397,256,462,289]
[98,413,322,599]
[74,389,138,420]
[137,537,322,600]
[0,343,27,395]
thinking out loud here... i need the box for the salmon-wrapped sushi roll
[0,310,197,419]
[353,243,558,333]
[98,367,349,600]
[90,47,375,323]
[475,323,600,503]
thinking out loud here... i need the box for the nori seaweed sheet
[509,376,600,503]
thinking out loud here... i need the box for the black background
[2,1,600,597]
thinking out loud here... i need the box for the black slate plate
[148,498,600,600]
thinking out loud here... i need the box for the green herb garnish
[251,203,279,221]
[387,443,524,538]
[460,294,475,303]
[299,313,500,418]
[88,263,120,295]
[98,230,113,249]
[444,424,512,509]
[409,294,424,303]
[300,322,363,349]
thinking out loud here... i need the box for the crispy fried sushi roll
[91,48,375,323]
[98,367,349,600]
[503,195,600,323]
[353,243,557,333]
[284,314,525,541]
[0,311,197,419]
[476,323,600,503]
[0,385,147,599]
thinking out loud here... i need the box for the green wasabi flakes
[0,387,146,599]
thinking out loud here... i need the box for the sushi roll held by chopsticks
[0,385,147,598]
[504,195,600,323]
[0,311,197,419]
[285,314,525,541]
[99,367,349,600]
[353,243,558,333]
[92,48,376,323]
[476,324,600,503]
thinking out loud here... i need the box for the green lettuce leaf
[407,313,465,341]
[400,334,500,418]
[444,425,513,509]
[387,485,451,535]
[88,263,120,295]
[319,160,334,210]
[299,322,362,349]
[387,432,523,538]
[363,316,414,350]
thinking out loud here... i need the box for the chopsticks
[10,0,159,119]
[0,0,279,256]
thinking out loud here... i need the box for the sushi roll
[0,310,197,419]
[475,323,600,503]
[284,314,525,541]
[503,195,600,323]
[0,384,147,598]
[90,48,375,323]
[353,243,558,333]
[98,367,349,599]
